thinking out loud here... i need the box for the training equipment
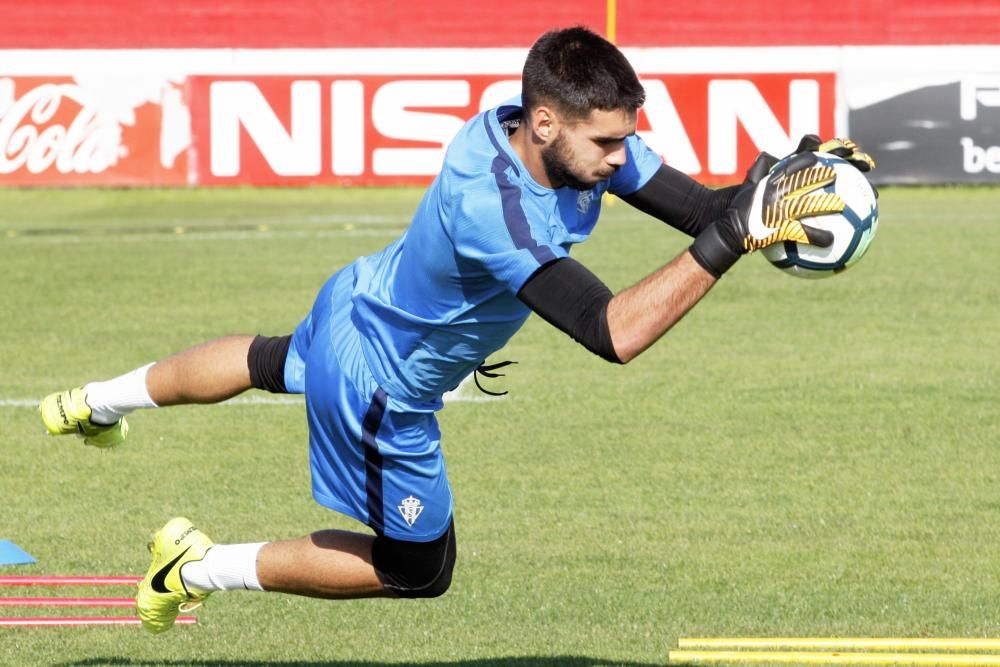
[760,151,879,278]
[0,540,36,566]
[669,650,1000,665]
[0,597,136,607]
[0,575,141,586]
[679,639,1000,652]
[38,387,129,448]
[136,517,215,634]
[670,638,1000,666]
[0,616,197,627]
[1,574,195,628]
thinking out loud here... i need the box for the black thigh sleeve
[517,258,621,364]
[247,335,292,394]
[372,519,456,599]
[621,163,739,237]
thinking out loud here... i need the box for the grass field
[1,185,998,667]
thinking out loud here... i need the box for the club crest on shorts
[398,495,424,527]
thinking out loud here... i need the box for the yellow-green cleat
[137,517,214,634]
[38,387,128,448]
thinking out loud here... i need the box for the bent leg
[255,530,389,599]
[186,521,456,600]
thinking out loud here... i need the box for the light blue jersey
[349,98,663,408]
[286,97,662,540]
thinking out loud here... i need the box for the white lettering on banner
[959,76,1000,121]
[371,80,470,175]
[0,76,188,177]
[961,137,1000,174]
[203,76,825,182]
[707,79,819,175]
[478,80,523,112]
[638,79,701,174]
[209,79,516,179]
[210,80,321,177]
[0,80,120,175]
[331,80,365,176]
[160,84,190,169]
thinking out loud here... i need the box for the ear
[529,105,558,142]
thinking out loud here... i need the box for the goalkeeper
[38,26,874,633]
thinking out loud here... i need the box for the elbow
[604,306,640,364]
[599,344,629,365]
[591,303,628,364]
[614,349,635,365]
[579,333,627,364]
[608,337,638,365]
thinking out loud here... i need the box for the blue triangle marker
[0,540,36,566]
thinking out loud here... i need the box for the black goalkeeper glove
[794,134,876,173]
[794,133,879,200]
[689,151,843,278]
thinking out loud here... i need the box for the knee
[372,520,456,599]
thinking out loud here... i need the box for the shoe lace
[473,360,517,396]
[178,599,205,613]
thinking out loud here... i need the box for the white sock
[180,543,267,593]
[83,363,158,425]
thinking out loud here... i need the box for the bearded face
[541,130,602,191]
[542,129,624,191]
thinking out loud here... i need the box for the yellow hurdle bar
[678,639,1000,652]
[668,650,1000,666]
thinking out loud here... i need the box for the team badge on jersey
[398,495,424,527]
[576,190,595,214]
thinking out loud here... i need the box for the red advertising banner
[636,73,835,183]
[0,76,188,186]
[188,72,835,187]
[188,75,521,186]
[4,0,997,48]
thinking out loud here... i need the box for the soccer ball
[760,152,879,279]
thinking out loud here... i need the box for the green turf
[1,185,998,667]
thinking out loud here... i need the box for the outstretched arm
[623,135,877,238]
[605,250,716,362]
[517,252,715,365]
[519,150,846,364]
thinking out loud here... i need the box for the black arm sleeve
[516,258,621,364]
[621,164,740,237]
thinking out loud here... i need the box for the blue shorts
[284,267,454,542]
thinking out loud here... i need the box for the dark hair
[521,26,645,121]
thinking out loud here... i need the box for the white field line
[3,227,407,245]
[1,213,413,244]
[4,213,413,228]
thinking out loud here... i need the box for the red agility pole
[0,576,199,628]
[0,616,197,627]
[0,597,135,607]
[0,576,141,586]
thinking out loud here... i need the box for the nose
[606,143,627,167]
